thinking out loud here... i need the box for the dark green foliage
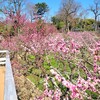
[35,2,49,16]
[51,15,96,31]
[86,90,99,99]
[74,18,95,31]
[51,16,65,30]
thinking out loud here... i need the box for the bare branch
[89,0,100,31]
[58,0,81,32]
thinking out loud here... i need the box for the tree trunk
[65,19,69,33]
[95,16,97,31]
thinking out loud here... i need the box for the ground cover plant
[0,0,100,99]
[0,19,100,100]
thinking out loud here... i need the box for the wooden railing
[0,50,18,100]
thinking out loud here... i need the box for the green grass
[27,75,44,91]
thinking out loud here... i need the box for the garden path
[0,66,5,100]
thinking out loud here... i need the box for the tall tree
[89,0,100,31]
[2,0,24,18]
[35,2,49,15]
[58,0,81,32]
[27,2,49,21]
[1,0,25,35]
[34,2,49,20]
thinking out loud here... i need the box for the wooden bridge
[0,50,17,100]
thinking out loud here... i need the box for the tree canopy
[35,2,49,16]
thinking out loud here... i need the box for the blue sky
[28,0,61,17]
[0,0,95,20]
[29,0,94,18]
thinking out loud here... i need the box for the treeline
[51,0,100,32]
[0,0,49,36]
[0,0,100,35]
[51,16,100,32]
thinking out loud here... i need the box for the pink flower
[93,63,98,72]
[53,89,61,100]
[55,74,62,82]
[50,69,57,75]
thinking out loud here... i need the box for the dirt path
[0,67,5,100]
